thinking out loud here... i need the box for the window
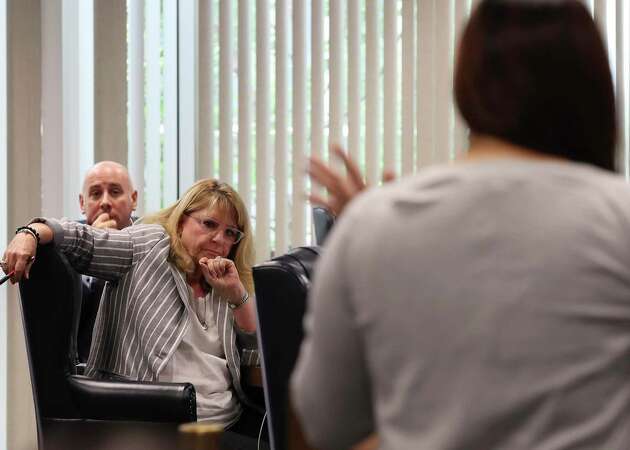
[41,0,630,263]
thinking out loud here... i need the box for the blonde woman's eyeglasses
[185,214,245,244]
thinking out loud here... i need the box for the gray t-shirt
[292,160,630,450]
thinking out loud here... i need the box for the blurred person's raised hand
[308,144,395,217]
[92,212,118,230]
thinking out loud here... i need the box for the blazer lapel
[168,264,190,308]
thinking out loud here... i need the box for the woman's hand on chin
[198,256,245,305]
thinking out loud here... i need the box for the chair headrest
[253,246,321,287]
[312,207,335,245]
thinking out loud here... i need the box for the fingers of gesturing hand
[330,144,365,191]
[382,169,397,184]
[308,157,345,194]
[308,155,358,210]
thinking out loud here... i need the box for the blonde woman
[2,179,267,448]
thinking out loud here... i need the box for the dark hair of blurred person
[455,0,616,170]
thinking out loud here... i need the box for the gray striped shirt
[44,218,259,403]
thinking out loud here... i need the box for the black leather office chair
[253,246,321,450]
[18,244,196,449]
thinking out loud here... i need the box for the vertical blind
[122,0,629,262]
[127,0,178,216]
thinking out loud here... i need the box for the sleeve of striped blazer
[41,218,168,281]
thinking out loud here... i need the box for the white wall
[6,0,40,448]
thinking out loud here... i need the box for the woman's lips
[201,249,222,258]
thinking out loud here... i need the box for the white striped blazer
[44,218,259,403]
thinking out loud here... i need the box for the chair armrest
[67,375,197,423]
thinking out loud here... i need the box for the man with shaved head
[80,161,138,230]
[78,161,138,362]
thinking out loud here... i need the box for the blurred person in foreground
[292,1,630,449]
[2,179,266,449]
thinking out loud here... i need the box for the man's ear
[79,194,86,214]
[131,190,138,210]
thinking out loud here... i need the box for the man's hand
[308,145,395,217]
[2,232,38,283]
[91,212,118,230]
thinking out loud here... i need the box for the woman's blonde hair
[142,179,255,293]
